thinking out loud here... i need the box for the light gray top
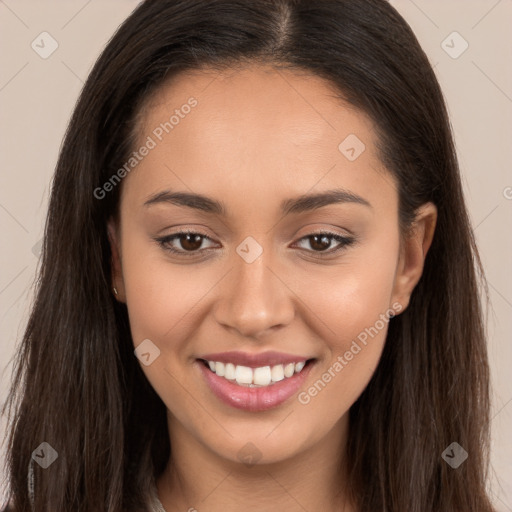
[149,477,167,512]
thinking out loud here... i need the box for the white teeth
[235,365,253,385]
[215,361,225,377]
[271,364,285,382]
[284,363,295,378]
[204,359,309,387]
[225,362,236,380]
[253,366,272,386]
[295,361,305,373]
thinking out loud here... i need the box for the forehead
[139,63,374,149]
[125,63,395,214]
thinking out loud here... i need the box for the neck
[156,413,355,512]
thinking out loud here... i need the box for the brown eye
[308,234,335,251]
[155,231,216,254]
[295,232,355,254]
[178,233,204,251]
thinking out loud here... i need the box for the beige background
[0,0,510,509]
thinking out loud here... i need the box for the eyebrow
[143,188,372,216]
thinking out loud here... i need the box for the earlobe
[107,217,126,302]
[391,202,437,312]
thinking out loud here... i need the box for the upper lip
[198,350,313,368]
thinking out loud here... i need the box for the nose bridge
[213,240,294,337]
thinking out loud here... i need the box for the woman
[1,0,495,510]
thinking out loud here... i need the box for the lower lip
[197,360,315,412]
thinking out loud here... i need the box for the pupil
[310,235,330,251]
[181,234,202,251]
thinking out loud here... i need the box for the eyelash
[154,229,356,258]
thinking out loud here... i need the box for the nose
[212,248,295,339]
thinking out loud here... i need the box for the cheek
[292,236,399,419]
[120,236,211,347]
[119,241,211,418]
[295,232,399,345]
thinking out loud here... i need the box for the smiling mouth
[198,358,316,388]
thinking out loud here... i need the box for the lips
[195,351,316,412]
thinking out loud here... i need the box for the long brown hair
[1,1,494,510]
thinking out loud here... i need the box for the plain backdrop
[0,0,511,509]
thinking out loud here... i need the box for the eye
[155,230,217,254]
[293,231,356,255]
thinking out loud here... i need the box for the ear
[391,202,437,313]
[107,217,126,302]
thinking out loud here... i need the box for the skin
[108,64,437,512]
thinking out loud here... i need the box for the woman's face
[109,64,433,466]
